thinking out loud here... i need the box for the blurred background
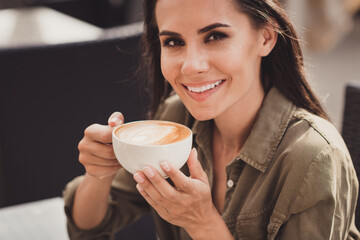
[0,0,146,208]
[0,0,359,239]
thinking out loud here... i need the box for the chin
[177,93,220,121]
[186,107,218,121]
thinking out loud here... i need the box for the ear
[258,22,278,57]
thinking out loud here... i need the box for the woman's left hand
[133,148,224,238]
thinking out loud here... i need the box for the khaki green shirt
[63,87,360,240]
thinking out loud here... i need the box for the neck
[213,85,265,157]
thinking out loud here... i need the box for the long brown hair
[142,0,329,120]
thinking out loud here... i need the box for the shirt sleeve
[63,169,150,240]
[274,145,359,239]
[62,94,190,239]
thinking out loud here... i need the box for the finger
[139,166,178,200]
[159,161,192,193]
[108,112,124,128]
[79,151,120,167]
[84,124,113,144]
[78,137,116,160]
[134,171,171,207]
[136,184,169,219]
[187,148,208,183]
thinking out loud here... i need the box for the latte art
[115,121,190,145]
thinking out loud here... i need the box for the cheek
[224,44,259,76]
[160,55,168,79]
[160,53,178,84]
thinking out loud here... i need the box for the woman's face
[156,0,271,121]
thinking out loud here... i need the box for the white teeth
[187,80,223,93]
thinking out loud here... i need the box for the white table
[0,197,69,240]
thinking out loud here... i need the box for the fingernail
[143,167,155,178]
[134,173,144,183]
[111,117,122,125]
[136,184,143,192]
[160,161,171,172]
[192,148,198,159]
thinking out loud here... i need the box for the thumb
[108,112,124,128]
[187,148,208,183]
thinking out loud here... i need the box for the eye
[162,38,185,48]
[205,32,228,43]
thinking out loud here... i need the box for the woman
[63,0,360,239]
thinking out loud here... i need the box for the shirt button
[227,179,234,188]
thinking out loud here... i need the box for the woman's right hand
[72,112,124,229]
[78,112,124,180]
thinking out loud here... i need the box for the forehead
[155,0,241,29]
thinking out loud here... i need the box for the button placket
[226,161,236,189]
[226,158,244,189]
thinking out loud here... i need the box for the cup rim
[112,120,192,147]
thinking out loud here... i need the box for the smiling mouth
[184,80,224,93]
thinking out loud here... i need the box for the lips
[182,79,225,101]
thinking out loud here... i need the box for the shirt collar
[191,119,214,168]
[191,87,296,173]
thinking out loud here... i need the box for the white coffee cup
[112,120,193,177]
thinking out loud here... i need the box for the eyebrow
[158,23,230,37]
[197,23,230,34]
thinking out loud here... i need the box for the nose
[181,44,210,76]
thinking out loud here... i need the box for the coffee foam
[115,121,190,145]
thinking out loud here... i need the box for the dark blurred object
[0,0,143,28]
[45,0,143,28]
[0,0,75,8]
[342,81,360,229]
[114,213,157,240]
[0,22,150,208]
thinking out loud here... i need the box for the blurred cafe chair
[0,6,149,207]
[341,80,360,229]
[0,5,157,239]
